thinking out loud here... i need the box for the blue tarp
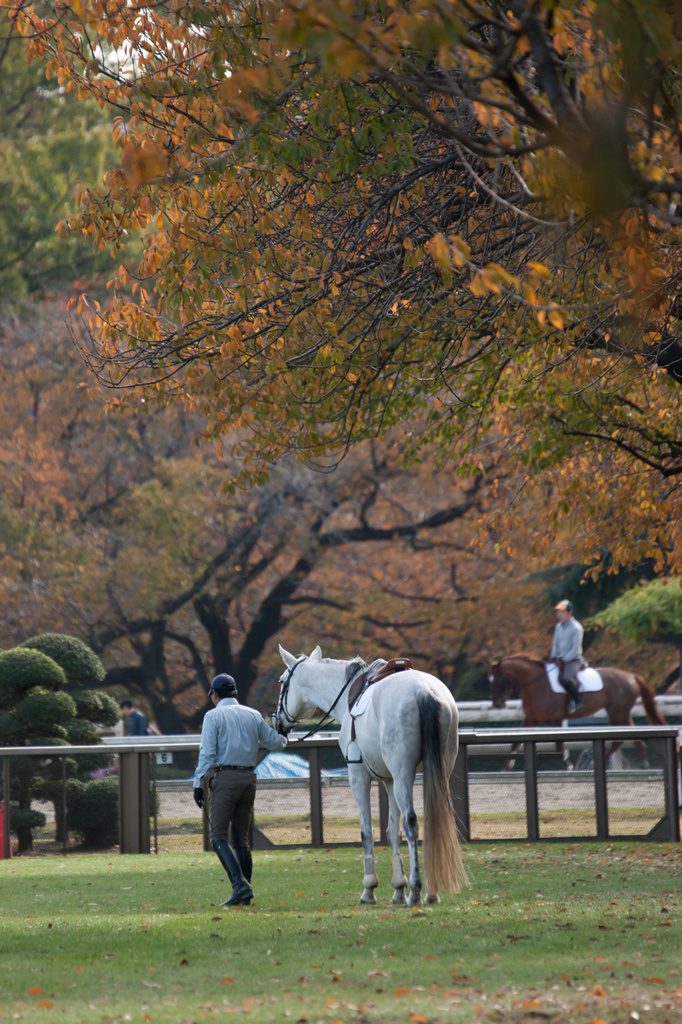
[255,752,347,779]
[255,752,311,779]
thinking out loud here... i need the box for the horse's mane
[503,652,545,668]
[345,656,367,684]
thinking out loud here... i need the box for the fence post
[61,758,67,855]
[119,749,151,854]
[2,755,10,859]
[664,735,681,842]
[593,739,609,840]
[524,741,539,841]
[308,746,323,847]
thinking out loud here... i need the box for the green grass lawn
[1,842,681,1024]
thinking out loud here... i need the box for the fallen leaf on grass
[643,977,665,984]
[219,978,234,985]
[395,988,412,997]
[37,1002,54,1008]
[27,988,44,996]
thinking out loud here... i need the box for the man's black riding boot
[561,676,583,711]
[211,837,253,906]
[235,846,252,885]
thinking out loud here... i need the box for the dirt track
[158,774,667,819]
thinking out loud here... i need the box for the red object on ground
[0,802,12,858]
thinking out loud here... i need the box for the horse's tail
[636,675,667,726]
[418,692,468,894]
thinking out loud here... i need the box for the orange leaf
[395,988,411,997]
[28,989,45,995]
[425,954,438,959]
[411,1016,428,1023]
[644,977,665,984]
[37,1002,54,1008]
[219,977,234,985]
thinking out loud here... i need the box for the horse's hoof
[391,891,406,905]
[406,895,422,908]
[360,891,377,905]
[424,893,440,905]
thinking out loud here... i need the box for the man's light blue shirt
[194,697,287,786]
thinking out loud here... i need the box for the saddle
[346,657,414,755]
[348,658,413,713]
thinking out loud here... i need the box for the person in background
[550,599,584,711]
[193,673,287,907]
[119,699,149,736]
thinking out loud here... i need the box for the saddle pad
[350,686,374,718]
[546,663,603,693]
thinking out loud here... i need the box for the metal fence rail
[1,725,679,856]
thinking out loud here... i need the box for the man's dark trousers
[208,768,256,847]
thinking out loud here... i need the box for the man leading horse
[550,599,584,712]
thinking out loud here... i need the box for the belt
[214,764,254,772]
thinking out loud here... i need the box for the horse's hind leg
[382,780,408,905]
[348,764,378,904]
[391,774,422,907]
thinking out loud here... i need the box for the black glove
[193,787,204,809]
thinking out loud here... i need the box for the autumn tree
[7,0,682,573]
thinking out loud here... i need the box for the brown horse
[489,653,667,769]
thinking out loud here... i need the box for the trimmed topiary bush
[0,714,23,746]
[0,648,66,704]
[67,776,119,849]
[19,634,106,686]
[72,690,120,727]
[65,719,99,745]
[8,806,46,833]
[16,689,77,737]
[0,635,118,852]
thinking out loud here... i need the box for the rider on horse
[550,600,584,712]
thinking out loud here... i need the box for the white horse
[274,645,468,906]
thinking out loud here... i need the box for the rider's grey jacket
[550,617,584,663]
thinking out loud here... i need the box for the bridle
[274,656,364,740]
[274,656,306,734]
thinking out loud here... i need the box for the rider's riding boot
[211,837,253,907]
[561,676,584,711]
[235,845,253,885]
